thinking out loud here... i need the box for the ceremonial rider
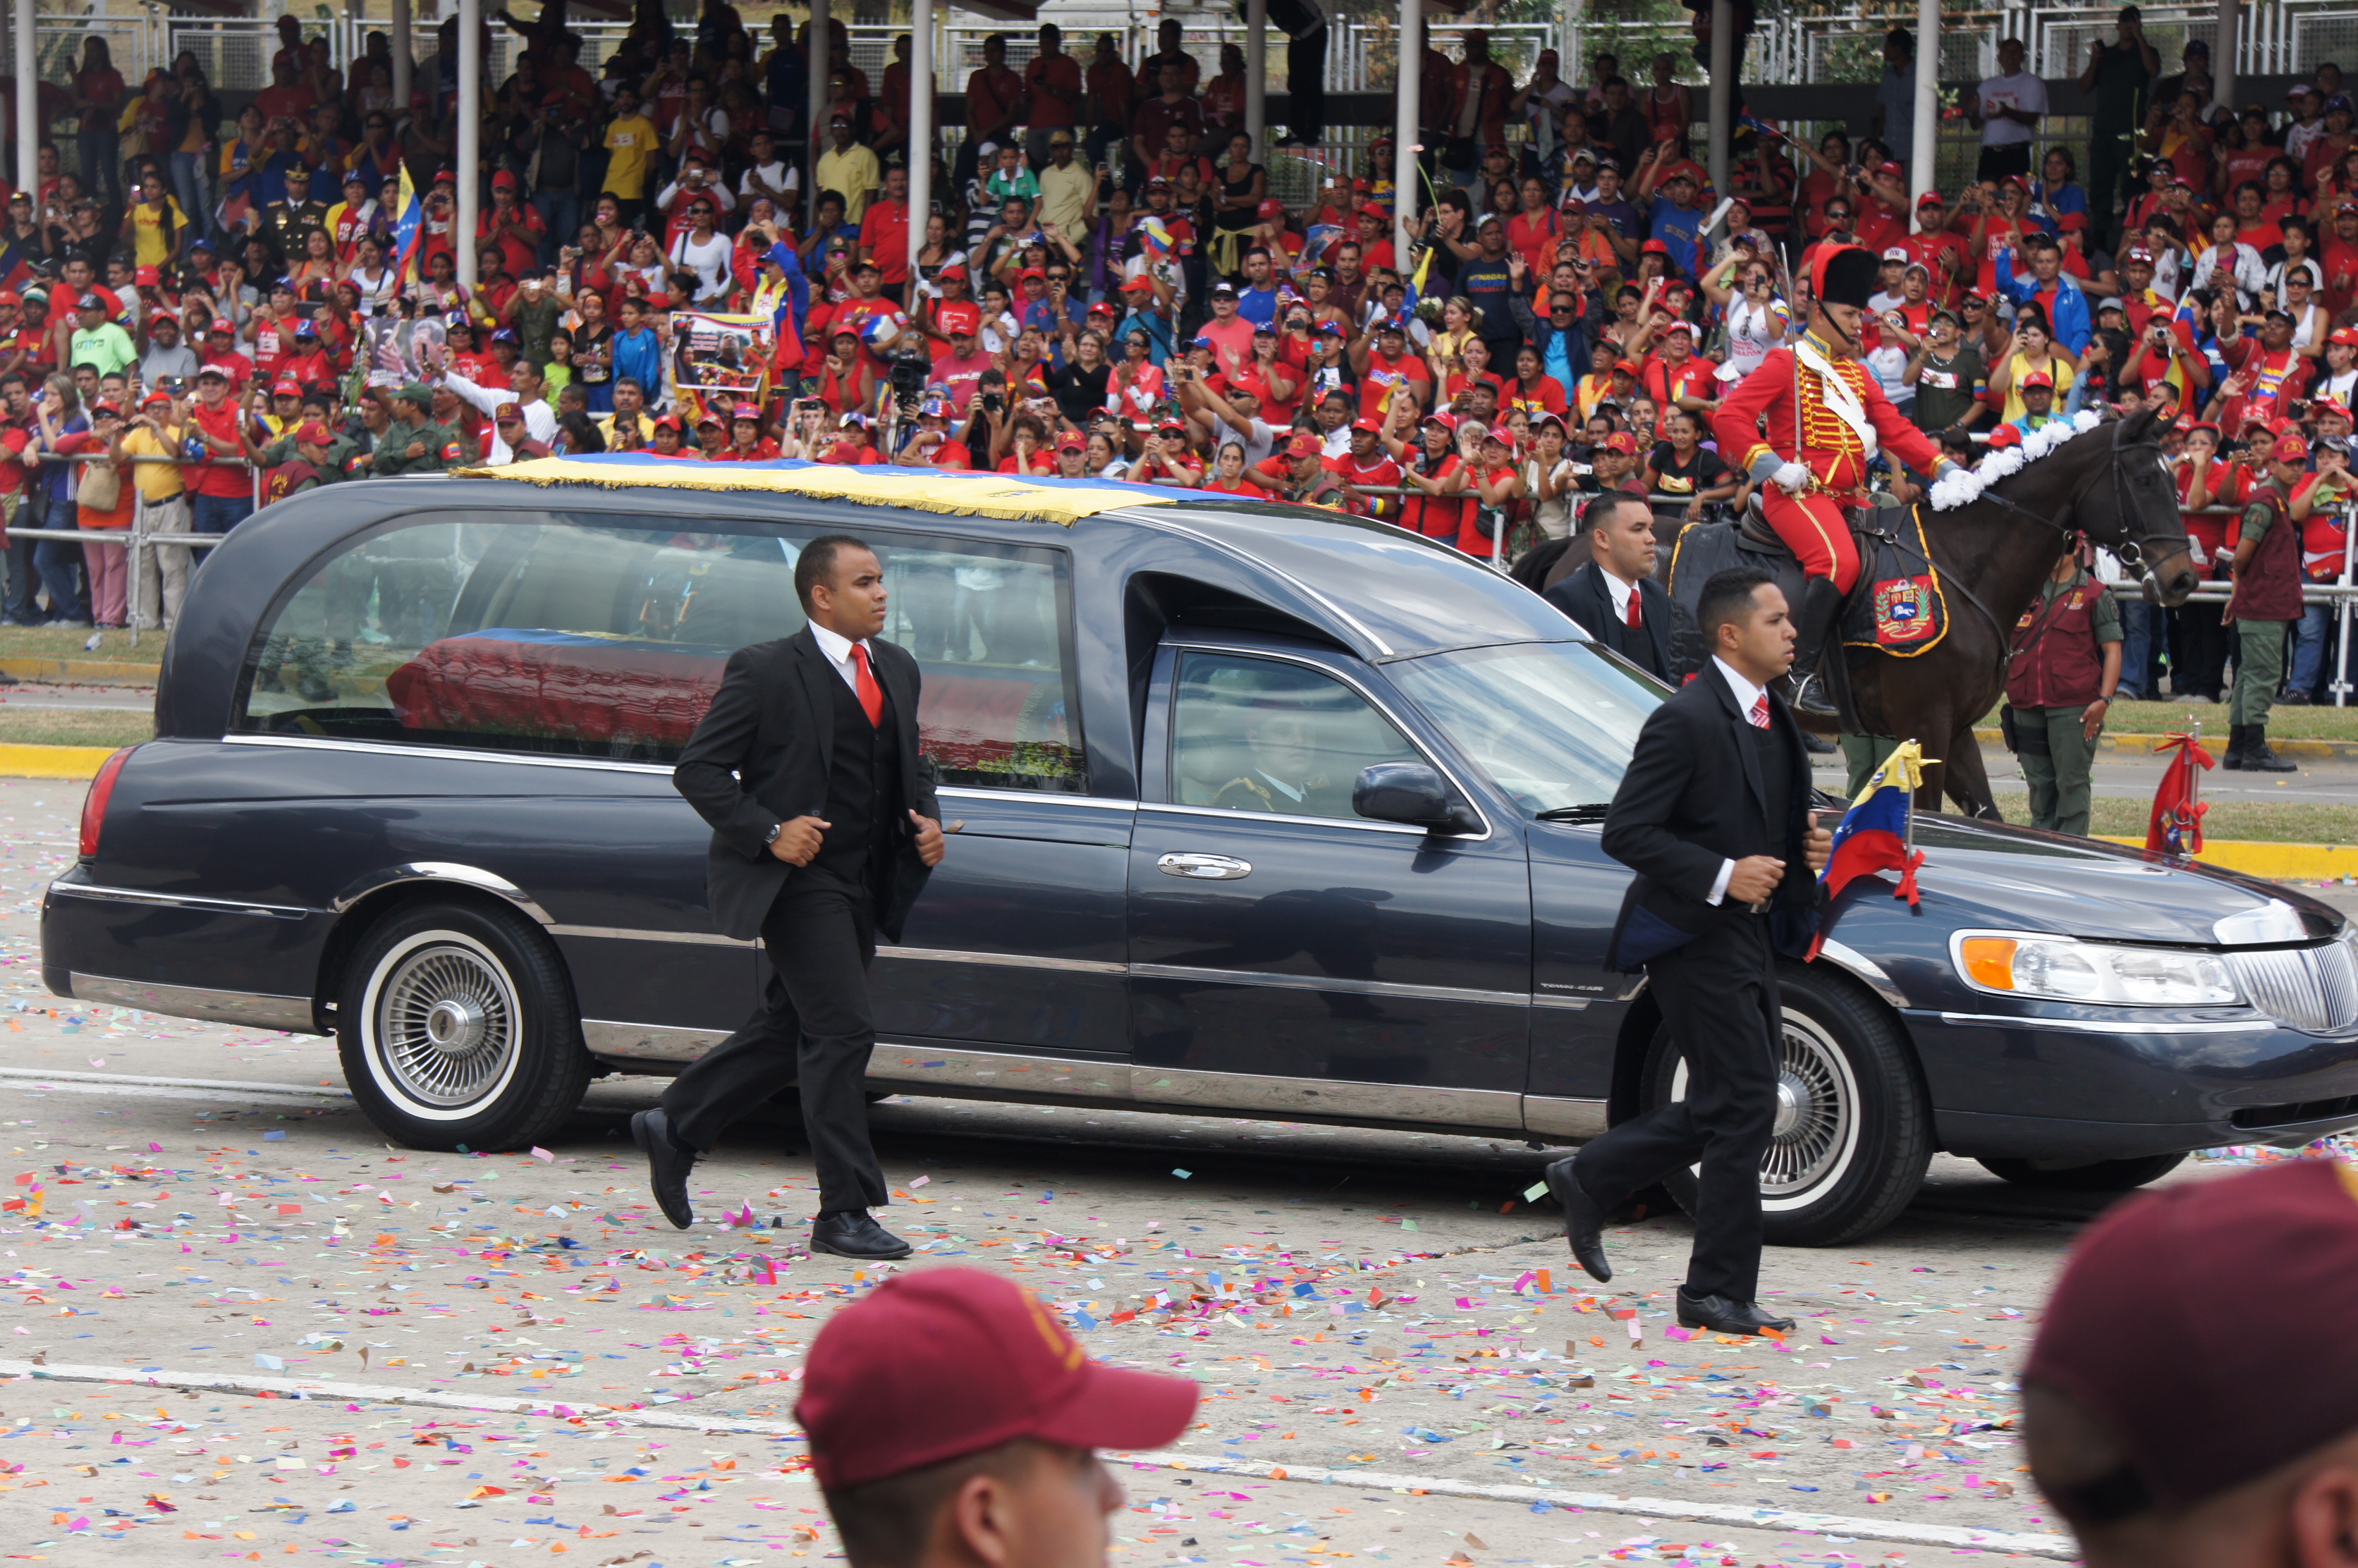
[1712,244,1973,716]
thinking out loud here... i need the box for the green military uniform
[2004,563,2122,836]
[2225,470,2306,772]
[256,429,358,481]
[370,386,463,476]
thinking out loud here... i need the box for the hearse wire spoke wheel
[362,931,525,1117]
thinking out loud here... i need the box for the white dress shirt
[809,619,879,697]
[1706,656,1772,907]
[1599,568,1641,625]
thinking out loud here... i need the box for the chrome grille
[2228,943,2358,1034]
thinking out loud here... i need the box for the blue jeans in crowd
[2117,599,2163,699]
[77,125,120,212]
[25,490,87,625]
[2,494,37,623]
[169,150,212,242]
[533,189,580,264]
[2288,600,2340,701]
[190,492,253,546]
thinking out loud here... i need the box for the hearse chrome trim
[868,1044,1130,1096]
[936,787,1140,812]
[332,863,558,927]
[582,1019,733,1061]
[551,924,755,948]
[876,946,1130,976]
[223,733,677,776]
[68,973,317,1034]
[1143,802,1428,836]
[1935,1010,2260,1035]
[1130,961,1529,1008]
[1530,993,1594,1011]
[47,880,307,919]
[1146,1069,1525,1127]
[1521,1095,1611,1139]
[1816,938,1910,1007]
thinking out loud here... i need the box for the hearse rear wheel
[1638,960,1932,1248]
[338,900,591,1151]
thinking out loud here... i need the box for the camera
[979,391,1003,414]
[887,343,930,411]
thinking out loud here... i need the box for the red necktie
[850,643,884,728]
[1625,588,1642,630]
[1749,693,1771,729]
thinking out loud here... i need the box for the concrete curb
[0,654,161,685]
[2094,837,2358,879]
[0,742,127,778]
[1973,725,2358,760]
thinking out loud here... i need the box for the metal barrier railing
[8,448,253,645]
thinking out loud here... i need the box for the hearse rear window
[235,513,1087,791]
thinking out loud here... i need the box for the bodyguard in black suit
[1545,565,1831,1335]
[632,534,948,1261]
[1541,493,1675,681]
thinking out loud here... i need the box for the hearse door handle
[1157,852,1253,881]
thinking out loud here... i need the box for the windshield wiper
[1534,804,1613,823]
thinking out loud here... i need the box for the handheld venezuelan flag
[2144,731,2213,857]
[1807,740,1928,960]
[393,164,424,286]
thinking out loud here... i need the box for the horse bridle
[1962,415,2182,600]
[1933,417,2184,678]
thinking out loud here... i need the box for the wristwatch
[764,822,783,845]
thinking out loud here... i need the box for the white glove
[1771,461,1810,494]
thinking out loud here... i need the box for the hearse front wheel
[338,900,590,1151]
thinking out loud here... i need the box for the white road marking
[0,1357,2075,1558]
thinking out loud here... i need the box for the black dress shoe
[630,1108,697,1230]
[1676,1289,1796,1336]
[811,1210,913,1261]
[1543,1156,1612,1283]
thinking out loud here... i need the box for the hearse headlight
[1953,933,2240,1007]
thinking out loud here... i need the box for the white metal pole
[1912,0,1939,208]
[2213,0,2237,116]
[391,0,412,120]
[1245,0,1266,159]
[908,0,931,303]
[457,0,479,289]
[808,0,830,233]
[13,0,32,202]
[1395,0,1418,270]
[1707,0,1732,197]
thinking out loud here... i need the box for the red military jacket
[1713,332,1947,495]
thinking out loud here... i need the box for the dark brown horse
[1513,407,2199,816]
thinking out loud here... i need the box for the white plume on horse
[1929,410,2103,512]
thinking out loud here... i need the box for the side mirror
[1354,761,1482,835]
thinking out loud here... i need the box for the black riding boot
[2245,725,2299,773]
[2220,723,2249,771]
[1784,577,1844,720]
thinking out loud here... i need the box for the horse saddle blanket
[1666,501,1950,673]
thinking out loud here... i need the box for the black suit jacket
[673,628,942,944]
[1599,662,1823,970]
[1544,564,1675,680]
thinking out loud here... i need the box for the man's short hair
[795,533,875,611]
[1697,565,1775,644]
[1586,491,1651,542]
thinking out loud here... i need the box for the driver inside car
[1214,706,1355,818]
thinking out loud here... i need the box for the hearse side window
[1169,653,1424,821]
[235,513,1089,790]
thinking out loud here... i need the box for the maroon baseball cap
[795,1268,1198,1490]
[2027,1160,2358,1520]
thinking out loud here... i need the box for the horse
[1510,407,2199,817]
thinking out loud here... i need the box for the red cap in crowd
[2273,431,2314,462]
[2024,1161,2358,1520]
[134,265,160,286]
[1285,429,1322,458]
[141,389,171,408]
[272,379,303,397]
[1603,431,1639,455]
[731,403,761,422]
[1056,430,1085,451]
[2020,369,2055,390]
[493,402,523,423]
[2319,399,2354,421]
[293,419,333,444]
[1257,197,1285,221]
[794,1268,1197,1492]
[938,301,982,336]
[2333,326,2358,348]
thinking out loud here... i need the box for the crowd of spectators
[0,0,2347,710]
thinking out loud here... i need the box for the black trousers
[1285,25,1327,142]
[1573,917,1780,1301]
[659,870,889,1215]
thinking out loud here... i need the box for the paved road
[12,780,2330,1565]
